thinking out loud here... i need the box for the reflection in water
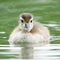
[21,47,34,59]
[0,44,60,60]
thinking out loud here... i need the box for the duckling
[8,13,50,47]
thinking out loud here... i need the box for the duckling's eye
[30,20,32,23]
[21,20,24,23]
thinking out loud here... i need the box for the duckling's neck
[22,30,30,33]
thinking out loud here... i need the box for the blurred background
[0,0,60,59]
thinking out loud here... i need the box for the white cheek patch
[19,17,24,20]
[29,23,33,31]
[30,16,33,20]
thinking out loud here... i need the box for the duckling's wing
[34,22,50,42]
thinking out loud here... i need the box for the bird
[8,13,50,59]
[8,13,50,47]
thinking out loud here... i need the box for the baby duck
[8,13,50,47]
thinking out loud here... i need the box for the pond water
[0,0,60,60]
[0,44,60,60]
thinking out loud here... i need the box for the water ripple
[0,32,6,34]
[44,24,60,27]
[0,44,60,60]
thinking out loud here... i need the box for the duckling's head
[19,13,34,32]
